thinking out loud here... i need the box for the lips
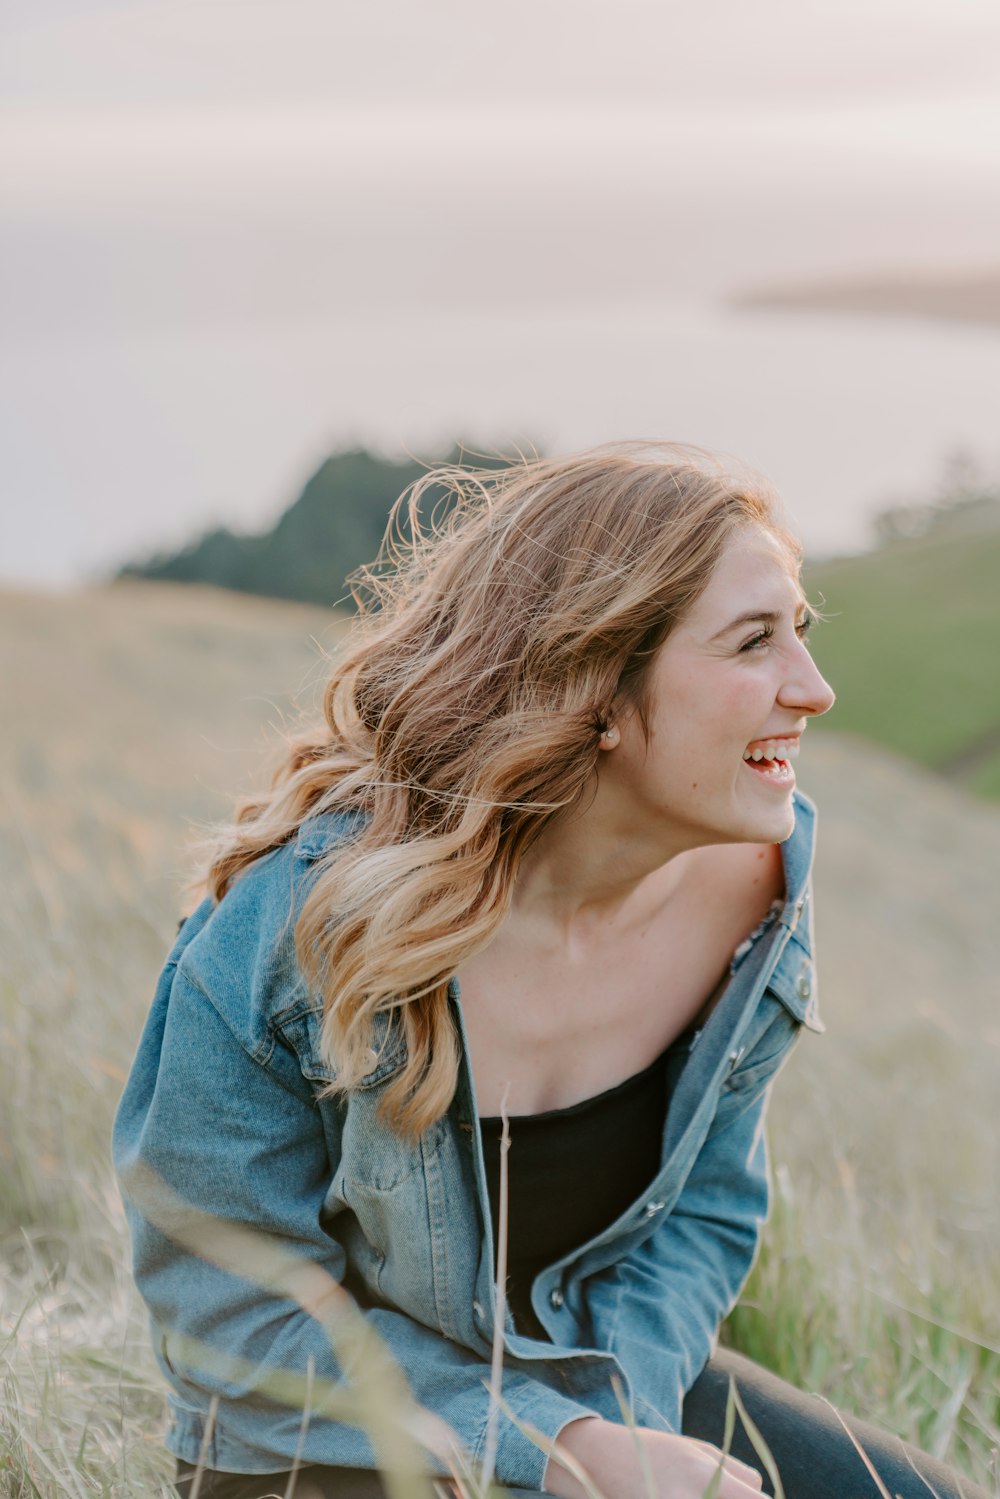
[741,735,799,787]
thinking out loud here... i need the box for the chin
[725,798,796,847]
[756,803,797,845]
[669,784,797,848]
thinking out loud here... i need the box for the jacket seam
[176,961,276,1069]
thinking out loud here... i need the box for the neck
[512,776,704,938]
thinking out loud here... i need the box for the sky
[3,0,1000,584]
[5,0,1000,110]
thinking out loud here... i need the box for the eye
[796,611,816,642]
[739,625,774,653]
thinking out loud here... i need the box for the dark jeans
[175,1346,992,1498]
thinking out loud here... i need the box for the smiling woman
[112,443,988,1499]
[596,526,832,855]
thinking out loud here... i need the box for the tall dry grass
[1,582,998,1495]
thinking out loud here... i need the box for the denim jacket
[113,792,822,1489]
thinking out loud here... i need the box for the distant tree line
[873,448,1000,546]
[122,442,1000,607]
[119,446,523,608]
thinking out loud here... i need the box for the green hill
[123,448,1000,802]
[121,446,515,607]
[806,501,1000,800]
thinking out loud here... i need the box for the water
[4,92,1000,585]
[6,299,1000,585]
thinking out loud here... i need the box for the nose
[778,641,836,719]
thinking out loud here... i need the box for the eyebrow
[709,604,810,643]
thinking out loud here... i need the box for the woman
[114,444,986,1499]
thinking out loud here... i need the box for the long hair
[207,442,797,1137]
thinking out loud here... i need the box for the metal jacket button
[796,965,812,999]
[645,1200,665,1218]
[549,1287,564,1309]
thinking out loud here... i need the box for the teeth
[756,760,793,779]
[742,738,800,763]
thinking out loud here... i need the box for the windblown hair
[207,442,797,1137]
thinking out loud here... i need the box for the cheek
[660,668,757,745]
[717,672,767,724]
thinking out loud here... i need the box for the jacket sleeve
[585,1023,797,1434]
[113,959,597,1490]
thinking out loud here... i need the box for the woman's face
[610,524,835,849]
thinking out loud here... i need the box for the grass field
[806,506,1000,800]
[1,581,998,1496]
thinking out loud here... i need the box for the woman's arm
[113,960,598,1491]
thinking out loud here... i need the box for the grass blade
[480,1085,511,1495]
[609,1373,656,1499]
[488,1389,607,1499]
[816,1395,892,1499]
[728,1381,784,1499]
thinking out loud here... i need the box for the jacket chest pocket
[335,1092,459,1328]
[766,933,823,1034]
[277,1009,442,1310]
[339,1089,449,1191]
[722,1000,801,1093]
[723,932,823,1094]
[278,1003,449,1192]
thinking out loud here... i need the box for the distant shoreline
[728,269,1000,329]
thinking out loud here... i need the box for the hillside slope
[3,577,997,1026]
[805,511,1000,799]
[3,580,997,1490]
[121,446,514,607]
[121,448,1000,802]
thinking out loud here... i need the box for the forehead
[688,526,804,623]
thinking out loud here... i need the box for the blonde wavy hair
[208,442,797,1137]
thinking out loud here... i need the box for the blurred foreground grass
[1,582,998,1496]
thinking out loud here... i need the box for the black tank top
[479,1034,690,1340]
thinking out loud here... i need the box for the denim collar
[296,791,817,1086]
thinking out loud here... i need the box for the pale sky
[3,1,1000,584]
[4,0,1000,109]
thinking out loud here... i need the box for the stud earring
[601,725,620,747]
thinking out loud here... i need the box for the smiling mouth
[742,738,799,785]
